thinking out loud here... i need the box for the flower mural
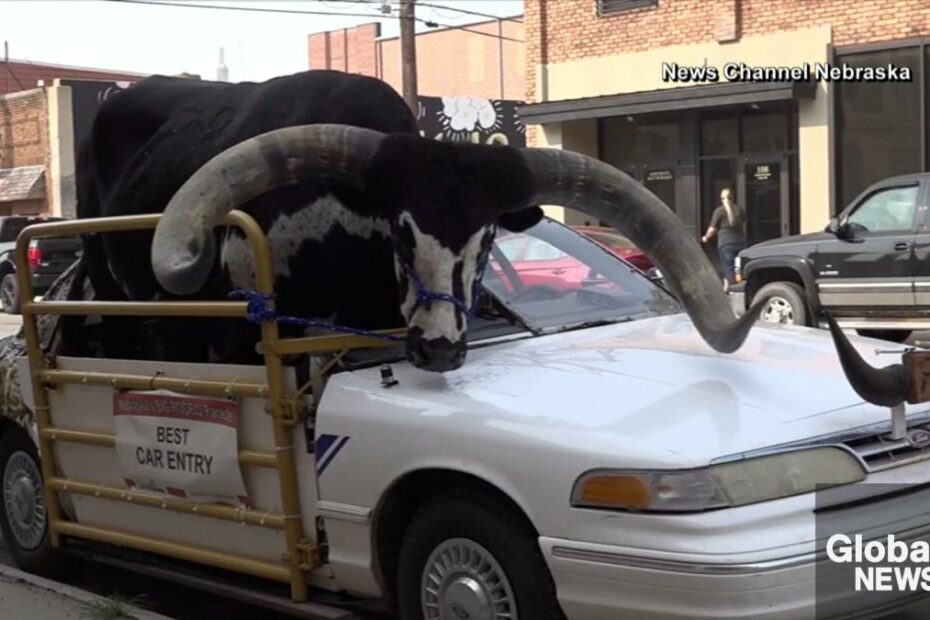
[418,96,525,147]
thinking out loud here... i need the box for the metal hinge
[283,539,319,571]
[270,397,308,426]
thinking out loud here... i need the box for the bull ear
[497,206,543,232]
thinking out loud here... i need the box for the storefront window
[837,47,921,209]
[700,117,738,156]
[602,117,679,166]
[742,113,788,152]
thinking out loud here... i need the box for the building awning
[517,80,817,125]
[0,166,46,202]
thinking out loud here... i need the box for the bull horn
[519,148,763,353]
[152,124,386,295]
[825,312,910,407]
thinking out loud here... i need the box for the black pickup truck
[0,216,82,314]
[730,172,930,342]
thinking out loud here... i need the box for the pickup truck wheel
[397,489,565,620]
[755,281,807,326]
[0,425,76,579]
[856,329,912,344]
[0,273,20,315]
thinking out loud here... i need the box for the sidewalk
[0,561,174,620]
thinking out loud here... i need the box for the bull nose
[406,332,466,372]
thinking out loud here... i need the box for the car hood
[344,315,916,467]
[742,231,833,255]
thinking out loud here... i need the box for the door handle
[551,269,566,275]
[894,242,912,251]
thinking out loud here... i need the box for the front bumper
[541,533,927,620]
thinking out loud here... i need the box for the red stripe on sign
[166,487,187,498]
[113,392,238,428]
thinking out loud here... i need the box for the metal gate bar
[54,521,292,583]
[40,426,277,467]
[14,211,323,602]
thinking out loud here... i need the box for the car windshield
[343,218,678,368]
[481,218,678,333]
[0,218,32,243]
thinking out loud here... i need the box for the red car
[490,226,653,295]
[571,225,654,272]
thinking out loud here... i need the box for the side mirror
[827,216,854,240]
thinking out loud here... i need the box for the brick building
[0,61,144,216]
[520,0,930,248]
[308,19,524,100]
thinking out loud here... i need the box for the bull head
[151,124,765,372]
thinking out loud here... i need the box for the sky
[1,0,523,82]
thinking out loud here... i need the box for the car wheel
[0,273,20,315]
[0,425,76,579]
[397,488,565,620]
[755,281,807,326]
[856,329,912,344]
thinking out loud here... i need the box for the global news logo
[828,534,930,592]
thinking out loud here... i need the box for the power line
[332,0,523,24]
[105,0,523,42]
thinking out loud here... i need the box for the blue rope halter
[231,224,495,341]
[389,223,494,318]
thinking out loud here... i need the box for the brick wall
[0,88,50,213]
[0,61,142,97]
[308,22,381,76]
[0,88,48,169]
[525,0,930,103]
[308,19,525,100]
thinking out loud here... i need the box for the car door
[815,183,920,310]
[910,180,930,305]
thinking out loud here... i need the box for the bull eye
[395,220,417,264]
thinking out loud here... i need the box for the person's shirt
[710,203,746,247]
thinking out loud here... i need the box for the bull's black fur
[71,70,541,363]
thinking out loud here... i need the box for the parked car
[5,215,930,619]
[0,216,82,314]
[572,225,654,271]
[730,172,930,342]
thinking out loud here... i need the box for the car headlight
[571,447,865,513]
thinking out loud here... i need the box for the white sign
[113,390,250,506]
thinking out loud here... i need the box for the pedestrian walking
[701,187,746,291]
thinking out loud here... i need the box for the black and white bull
[76,70,762,372]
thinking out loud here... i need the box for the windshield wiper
[552,315,638,334]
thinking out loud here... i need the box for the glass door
[740,155,789,246]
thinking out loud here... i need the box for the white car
[3,218,928,619]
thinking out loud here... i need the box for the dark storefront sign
[417,96,526,147]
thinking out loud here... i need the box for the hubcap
[760,296,795,325]
[422,538,517,620]
[2,450,46,550]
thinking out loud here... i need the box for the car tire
[397,488,565,620]
[754,281,807,326]
[0,425,77,579]
[0,273,20,315]
[856,329,912,344]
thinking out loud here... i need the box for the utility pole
[399,0,418,114]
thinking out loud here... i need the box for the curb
[0,561,175,620]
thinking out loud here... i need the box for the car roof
[869,172,930,187]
